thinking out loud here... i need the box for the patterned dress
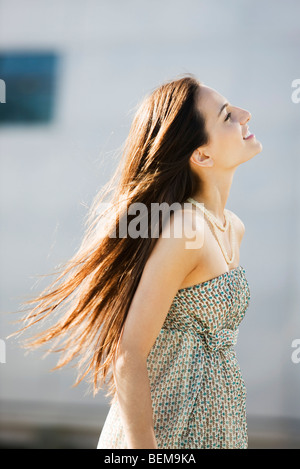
[97,265,251,449]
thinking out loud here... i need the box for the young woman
[17,74,262,449]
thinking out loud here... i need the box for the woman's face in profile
[194,85,263,169]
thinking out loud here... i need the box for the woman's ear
[190,148,214,168]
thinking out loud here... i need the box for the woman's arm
[113,352,158,448]
[113,208,204,449]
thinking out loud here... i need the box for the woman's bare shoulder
[225,209,245,240]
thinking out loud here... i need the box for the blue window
[0,52,59,125]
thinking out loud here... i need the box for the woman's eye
[224,112,231,122]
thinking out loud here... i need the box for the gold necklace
[187,197,236,265]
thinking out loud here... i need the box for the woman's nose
[239,108,251,124]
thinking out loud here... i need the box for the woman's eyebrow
[218,102,229,117]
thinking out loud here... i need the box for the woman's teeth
[243,130,251,139]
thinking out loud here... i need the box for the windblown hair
[15,74,209,402]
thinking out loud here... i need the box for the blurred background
[0,0,300,449]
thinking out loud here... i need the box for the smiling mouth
[243,129,255,140]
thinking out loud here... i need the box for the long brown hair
[14,74,209,402]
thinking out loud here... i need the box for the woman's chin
[243,143,263,163]
[255,141,263,154]
[250,139,263,156]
